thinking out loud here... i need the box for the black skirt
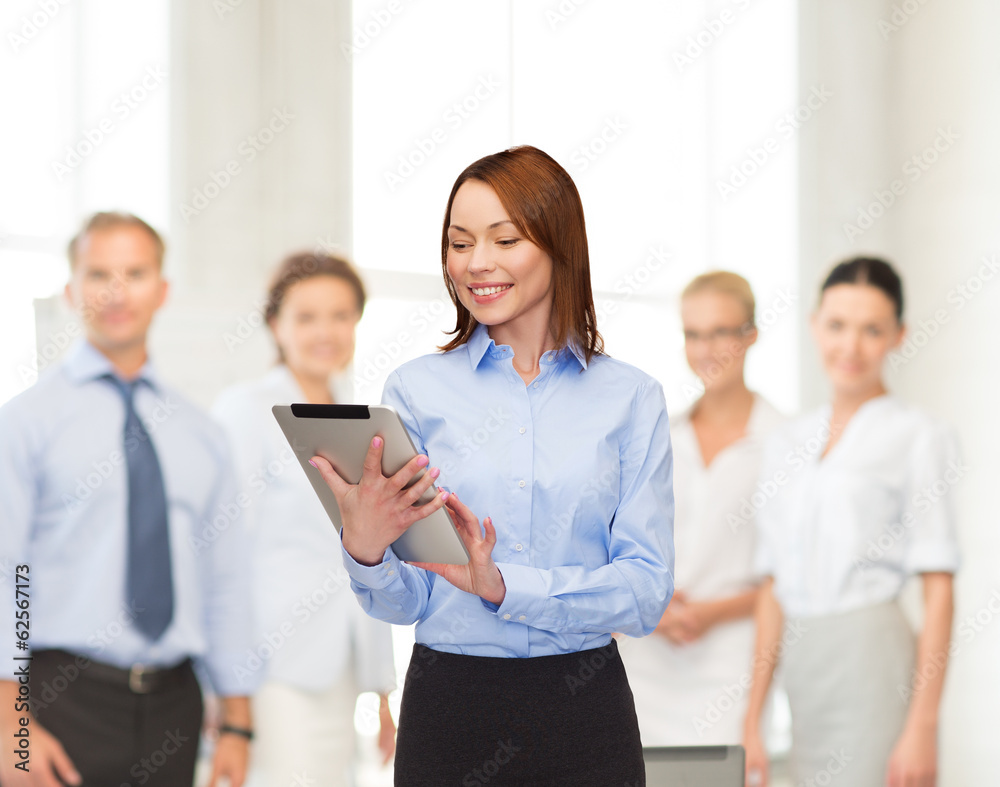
[393,639,645,786]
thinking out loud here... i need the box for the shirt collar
[465,322,588,371]
[61,338,162,391]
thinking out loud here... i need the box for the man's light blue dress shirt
[341,324,675,657]
[0,340,255,694]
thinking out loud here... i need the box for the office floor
[234,739,792,787]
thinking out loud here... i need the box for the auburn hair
[438,146,603,363]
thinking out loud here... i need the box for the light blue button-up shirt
[0,340,255,694]
[341,324,675,657]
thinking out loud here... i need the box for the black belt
[33,649,194,695]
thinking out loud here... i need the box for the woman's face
[270,275,361,380]
[812,283,903,397]
[681,290,756,391]
[446,179,555,342]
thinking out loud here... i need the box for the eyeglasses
[683,325,753,344]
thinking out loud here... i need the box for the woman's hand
[886,722,937,787]
[743,726,769,787]
[310,436,450,566]
[672,599,716,642]
[377,694,396,766]
[655,590,691,644]
[655,591,717,644]
[408,492,507,606]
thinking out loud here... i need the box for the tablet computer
[272,403,470,565]
[643,745,745,787]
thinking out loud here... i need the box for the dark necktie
[103,374,174,640]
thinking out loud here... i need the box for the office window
[352,0,799,414]
[0,0,169,405]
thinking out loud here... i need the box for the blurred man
[0,213,256,786]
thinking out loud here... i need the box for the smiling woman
[743,257,961,787]
[445,181,555,383]
[309,145,675,786]
[439,146,601,371]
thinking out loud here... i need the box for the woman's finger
[399,465,441,508]
[386,451,431,493]
[407,560,445,577]
[309,454,350,498]
[445,493,484,539]
[406,488,451,525]
[359,436,386,483]
[482,515,497,547]
[444,490,475,520]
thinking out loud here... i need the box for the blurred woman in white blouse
[743,257,959,787]
[212,252,396,786]
[622,271,783,745]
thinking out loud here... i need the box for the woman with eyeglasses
[621,271,784,746]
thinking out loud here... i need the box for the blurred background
[1,0,997,784]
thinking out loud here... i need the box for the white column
[160,0,353,404]
[887,4,1000,785]
[799,2,1000,784]
[797,0,895,406]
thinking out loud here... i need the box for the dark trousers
[30,650,203,787]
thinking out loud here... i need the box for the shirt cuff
[493,563,547,627]
[201,649,264,696]
[339,532,404,589]
[905,542,960,575]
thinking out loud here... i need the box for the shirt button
[387,569,395,576]
[515,543,523,551]
[518,480,526,488]
[519,615,526,622]
[532,382,539,388]
[518,427,526,435]
[503,613,511,620]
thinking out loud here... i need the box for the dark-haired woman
[742,258,959,787]
[310,146,674,785]
[212,253,396,786]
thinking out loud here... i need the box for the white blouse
[621,394,784,745]
[211,365,396,694]
[754,394,961,620]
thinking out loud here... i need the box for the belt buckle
[129,664,153,694]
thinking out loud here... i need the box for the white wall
[13,2,997,780]
[350,0,800,414]
[799,2,1000,783]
